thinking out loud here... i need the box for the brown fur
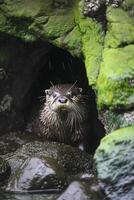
[32,84,90,147]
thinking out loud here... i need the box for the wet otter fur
[32,84,91,150]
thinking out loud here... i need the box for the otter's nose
[58,97,68,104]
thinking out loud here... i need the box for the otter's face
[45,84,83,113]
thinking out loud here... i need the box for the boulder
[94,125,134,200]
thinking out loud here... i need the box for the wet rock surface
[7,156,66,192]
[0,131,34,155]
[57,179,105,200]
[0,137,94,193]
[94,125,134,200]
[0,157,11,185]
[0,133,109,199]
[0,192,58,200]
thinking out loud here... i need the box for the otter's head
[45,84,85,116]
[39,84,89,144]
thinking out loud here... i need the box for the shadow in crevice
[0,33,105,153]
[23,43,105,154]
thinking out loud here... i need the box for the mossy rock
[97,45,134,110]
[0,0,104,85]
[0,0,50,18]
[105,6,134,48]
[99,110,134,134]
[94,125,134,199]
[0,0,75,41]
[59,26,82,57]
[74,4,104,86]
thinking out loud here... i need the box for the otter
[32,84,91,151]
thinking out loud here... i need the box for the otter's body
[32,84,91,149]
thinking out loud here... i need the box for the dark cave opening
[0,34,105,153]
[21,41,105,153]
[24,43,90,115]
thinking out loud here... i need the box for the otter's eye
[67,91,73,97]
[52,92,58,98]
[78,88,83,93]
[45,89,50,96]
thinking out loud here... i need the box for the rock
[75,6,104,86]
[0,192,58,200]
[94,125,134,200]
[0,0,133,91]
[2,141,93,192]
[97,45,134,110]
[0,94,13,112]
[122,0,134,18]
[57,179,106,200]
[105,6,134,48]
[0,157,11,184]
[81,0,105,17]
[99,110,134,134]
[81,0,123,17]
[0,0,76,50]
[97,1,134,110]
[0,35,49,134]
[7,156,66,192]
[0,131,36,155]
[0,68,7,80]
[0,0,105,86]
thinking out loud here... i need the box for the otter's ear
[45,89,50,95]
[79,88,83,93]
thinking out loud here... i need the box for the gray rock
[0,157,11,184]
[0,192,58,200]
[7,156,66,192]
[82,0,123,16]
[0,131,35,155]
[2,141,93,192]
[58,181,89,200]
[94,125,134,200]
[99,110,134,134]
[57,180,106,200]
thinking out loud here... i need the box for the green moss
[74,3,104,86]
[98,5,134,110]
[0,0,53,18]
[107,7,133,23]
[42,11,75,39]
[61,26,82,57]
[82,30,104,86]
[96,125,134,153]
[122,0,134,9]
[0,0,104,73]
[105,7,134,48]
[0,12,36,41]
[105,23,134,48]
[97,45,134,110]
[0,0,55,41]
[0,0,77,44]
[0,13,6,26]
